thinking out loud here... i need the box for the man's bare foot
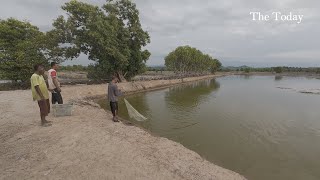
[42,120,52,124]
[41,122,52,127]
[112,117,119,122]
[41,120,52,127]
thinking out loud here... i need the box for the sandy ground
[0,74,246,180]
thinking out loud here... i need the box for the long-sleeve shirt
[108,82,122,102]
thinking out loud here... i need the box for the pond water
[98,75,320,180]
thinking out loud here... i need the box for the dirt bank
[0,73,246,180]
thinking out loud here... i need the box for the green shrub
[273,67,283,74]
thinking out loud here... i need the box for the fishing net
[124,98,148,121]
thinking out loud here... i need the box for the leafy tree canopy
[165,46,221,74]
[48,0,150,81]
[0,18,48,82]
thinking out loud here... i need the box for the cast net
[124,98,148,121]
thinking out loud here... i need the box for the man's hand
[35,85,45,101]
[118,89,124,96]
[52,77,61,92]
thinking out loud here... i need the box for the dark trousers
[52,88,63,104]
[110,101,118,116]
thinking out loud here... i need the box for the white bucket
[52,103,73,117]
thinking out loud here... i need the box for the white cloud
[267,50,320,59]
[0,0,319,66]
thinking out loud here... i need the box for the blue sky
[1,0,319,67]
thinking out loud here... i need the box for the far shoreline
[1,71,319,91]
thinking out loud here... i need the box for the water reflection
[165,79,220,108]
[275,75,283,81]
[243,74,252,79]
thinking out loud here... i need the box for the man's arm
[35,85,45,100]
[52,77,61,92]
[50,70,61,92]
[31,75,45,100]
[114,85,123,97]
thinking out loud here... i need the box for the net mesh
[124,98,148,121]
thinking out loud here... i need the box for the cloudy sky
[1,0,319,67]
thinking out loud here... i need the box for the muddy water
[98,76,320,180]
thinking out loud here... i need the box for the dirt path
[0,76,245,180]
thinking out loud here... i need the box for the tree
[0,18,48,82]
[244,67,251,73]
[273,66,283,74]
[49,0,150,82]
[210,59,222,73]
[165,46,221,74]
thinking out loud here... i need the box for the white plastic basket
[52,103,73,117]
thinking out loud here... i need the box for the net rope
[124,98,148,121]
